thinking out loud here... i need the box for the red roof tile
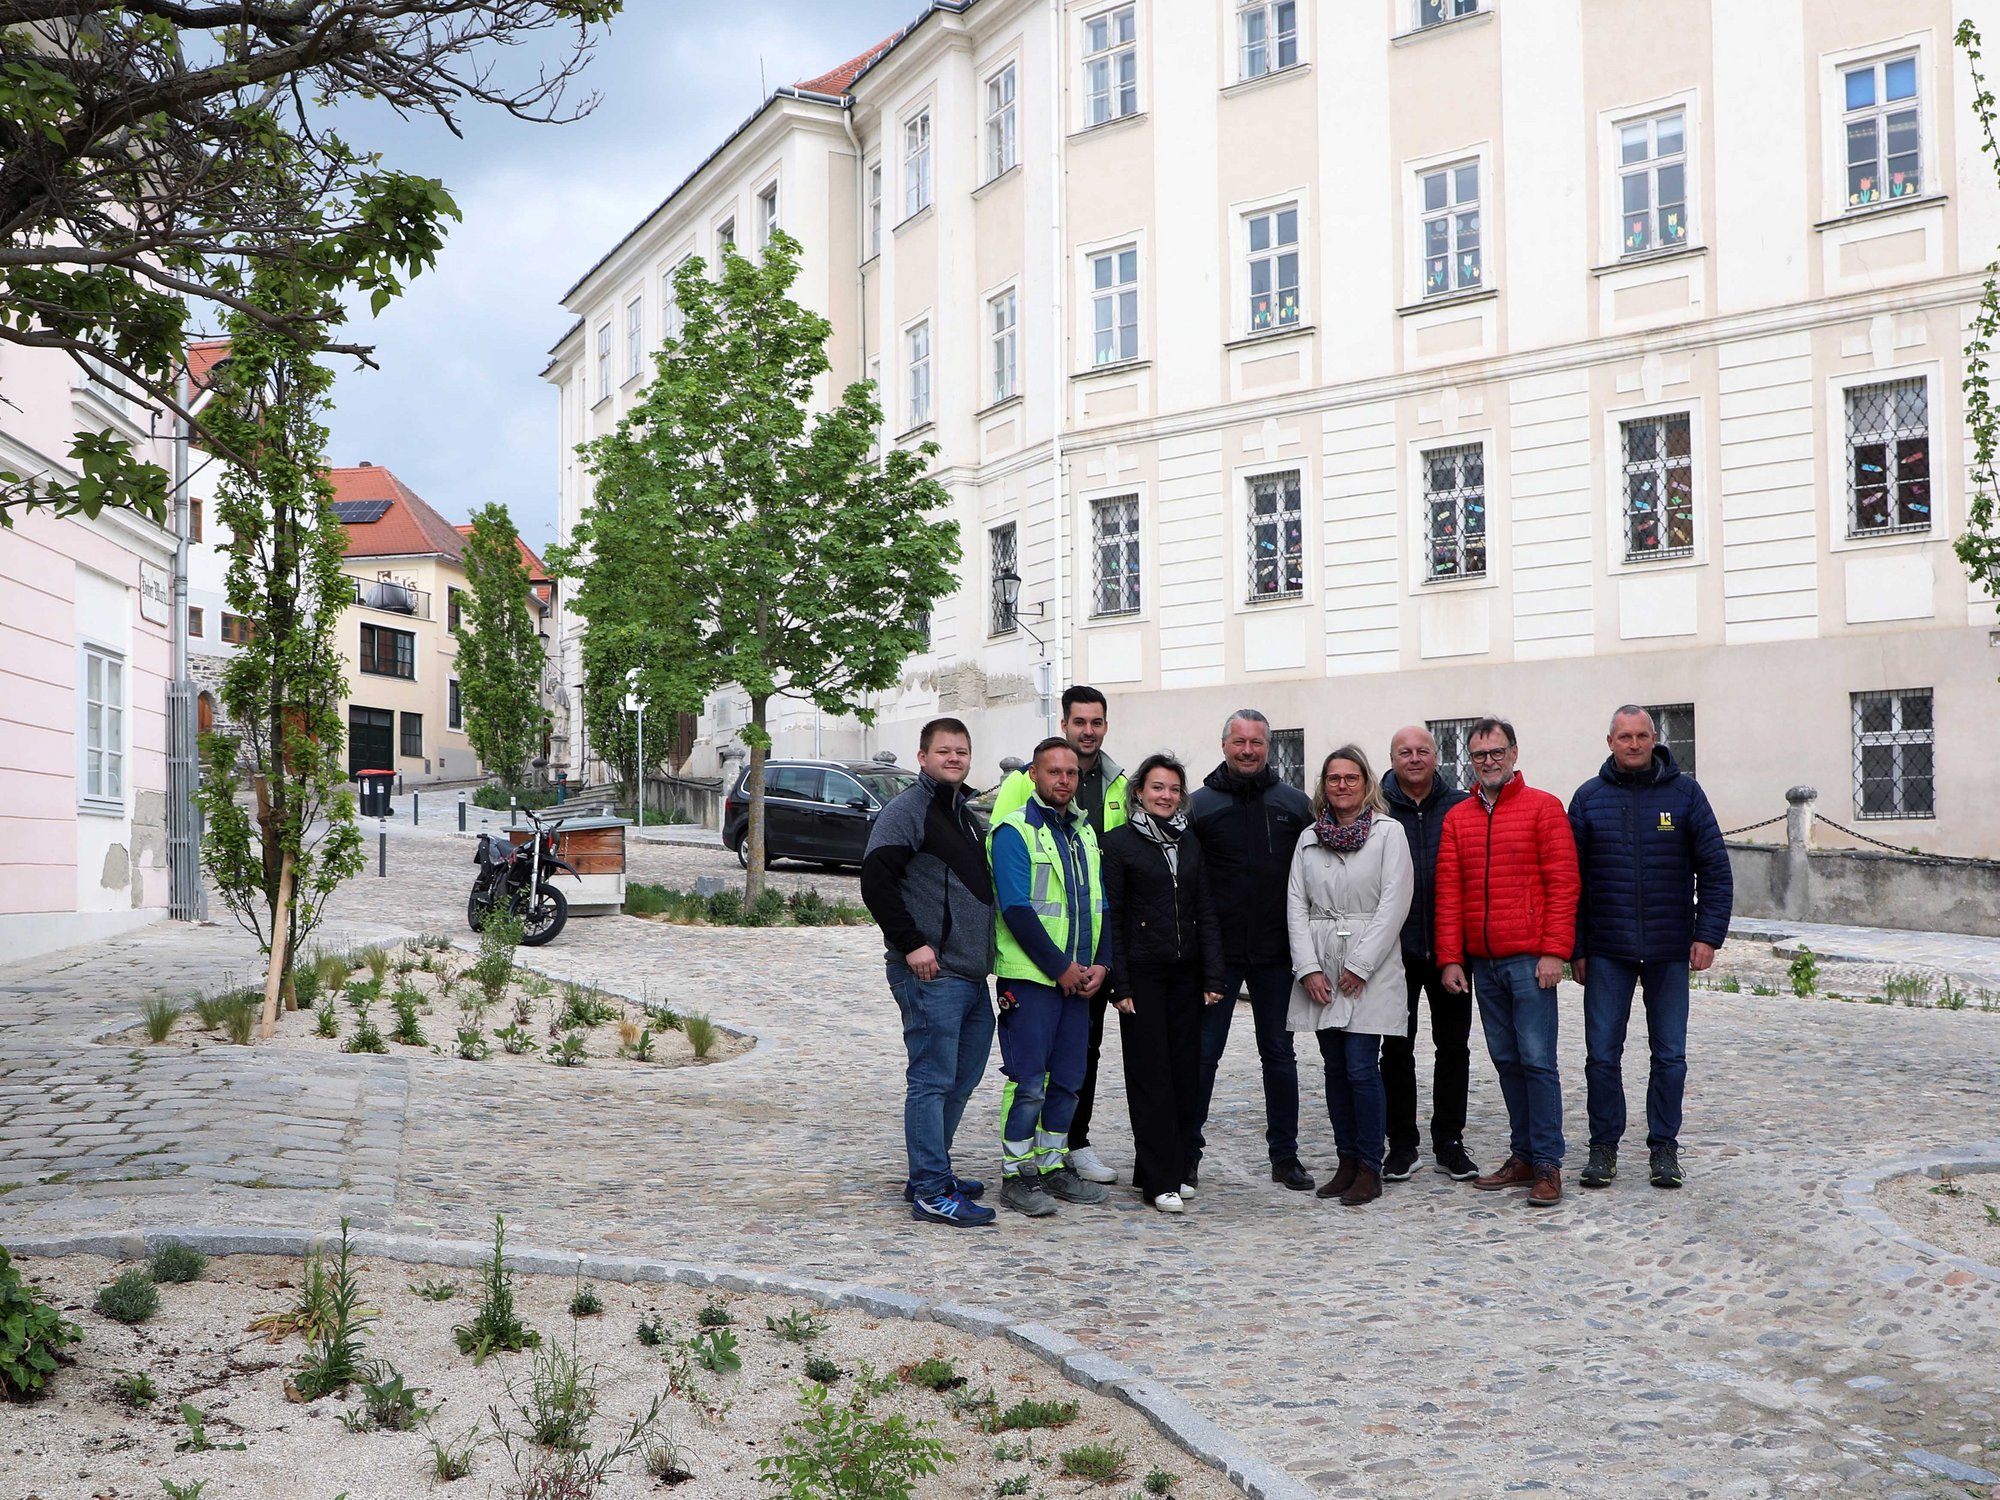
[452,524,548,581]
[187,339,231,393]
[328,465,466,563]
[797,33,899,97]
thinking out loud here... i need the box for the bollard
[412,790,420,826]
[509,797,518,828]
[458,791,467,832]
[377,816,387,877]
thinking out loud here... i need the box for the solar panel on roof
[331,499,391,523]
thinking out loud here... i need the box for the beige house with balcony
[547,0,2000,855]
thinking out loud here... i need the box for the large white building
[547,0,2000,855]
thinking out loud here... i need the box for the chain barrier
[1720,813,1786,838]
[1811,812,1923,854]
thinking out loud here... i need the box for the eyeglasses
[1323,774,1363,787]
[1468,748,1512,764]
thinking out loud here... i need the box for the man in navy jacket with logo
[1568,705,1732,1192]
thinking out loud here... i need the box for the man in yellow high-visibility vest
[989,736,1115,1217]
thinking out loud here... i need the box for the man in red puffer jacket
[1434,716,1580,1207]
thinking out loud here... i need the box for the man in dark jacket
[1568,705,1733,1193]
[1381,726,1478,1184]
[1189,709,1316,1191]
[861,716,998,1228]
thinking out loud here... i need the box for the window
[757,183,778,244]
[663,258,690,342]
[1618,111,1687,254]
[989,289,1018,404]
[1091,494,1141,616]
[186,605,204,638]
[359,622,415,679]
[989,522,1018,635]
[1239,0,1297,79]
[823,769,872,808]
[986,64,1018,179]
[1645,702,1697,779]
[220,612,256,645]
[1246,204,1301,332]
[1084,5,1139,126]
[1427,717,1479,791]
[595,323,611,399]
[1621,412,1694,559]
[448,587,465,633]
[765,766,823,801]
[1271,728,1305,791]
[400,711,423,759]
[1845,377,1930,536]
[625,297,643,382]
[904,110,933,217]
[1416,0,1479,26]
[1852,688,1933,819]
[81,644,125,806]
[906,321,932,430]
[1421,162,1482,296]
[190,498,203,543]
[1246,469,1303,601]
[867,162,883,257]
[1843,54,1920,208]
[448,677,462,730]
[1090,246,1139,365]
[1424,443,1486,580]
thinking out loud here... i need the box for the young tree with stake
[458,503,548,789]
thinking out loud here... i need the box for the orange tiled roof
[328,465,466,563]
[187,339,231,393]
[797,34,899,97]
[453,524,548,581]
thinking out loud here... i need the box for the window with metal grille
[1423,443,1486,581]
[400,711,423,758]
[1416,0,1479,27]
[986,64,1018,180]
[1845,378,1929,536]
[1421,161,1481,296]
[1644,702,1697,779]
[1091,494,1141,616]
[1246,204,1301,332]
[1084,5,1138,126]
[1851,688,1933,819]
[989,289,1018,404]
[1843,54,1920,209]
[1239,0,1297,79]
[1271,728,1305,791]
[1246,469,1303,601]
[989,523,1018,636]
[359,623,415,679]
[1090,246,1139,365]
[1618,110,1687,254]
[1622,412,1694,559]
[1427,716,1479,792]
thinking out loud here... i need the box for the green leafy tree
[0,0,620,528]
[458,503,548,788]
[191,274,363,994]
[1957,20,2000,628]
[557,232,960,900]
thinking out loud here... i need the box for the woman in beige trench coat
[1286,744,1414,1206]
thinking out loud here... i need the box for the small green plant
[1751,981,1778,997]
[645,1001,684,1032]
[113,1369,159,1406]
[905,1356,963,1391]
[142,994,184,1042]
[467,908,524,1010]
[697,1298,734,1328]
[643,1426,695,1485]
[344,975,383,1007]
[990,1437,1031,1463]
[758,1378,955,1498]
[636,1312,667,1347]
[295,1220,374,1400]
[248,1246,334,1343]
[944,1382,998,1426]
[706,888,745,924]
[389,983,427,1046]
[160,1480,209,1500]
[766,1307,825,1344]
[358,944,392,981]
[1884,969,1936,1004]
[1716,974,1741,994]
[192,990,237,1030]
[1142,1465,1176,1494]
[994,1475,1031,1496]
[1788,946,1820,997]
[494,1023,539,1054]
[175,1401,246,1452]
[314,1004,339,1039]
[746,885,788,927]
[425,1421,480,1481]
[559,985,619,1029]
[518,1337,597,1450]
[95,1268,160,1324]
[569,1279,603,1318]
[454,1214,538,1365]
[343,1006,388,1054]
[802,1354,840,1386]
[691,1327,741,1374]
[1932,1167,1966,1197]
[150,1242,207,1284]
[1984,1202,2000,1225]
[410,1278,461,1302]
[1059,1440,1128,1483]
[341,1361,436,1432]
[627,1026,657,1062]
[1940,976,1968,1011]
[548,1031,587,1067]
[453,1024,490,1061]
[0,1245,82,1398]
[998,1397,1079,1431]
[683,1012,720,1060]
[222,994,257,1045]
[853,1361,899,1402]
[789,887,831,927]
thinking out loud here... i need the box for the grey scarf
[1128,805,1187,878]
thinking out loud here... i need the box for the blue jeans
[1194,963,1301,1165]
[887,964,996,1200]
[1471,955,1565,1168]
[1583,955,1690,1150]
[1315,1029,1386,1173]
[996,978,1091,1178]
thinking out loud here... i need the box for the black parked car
[722,759,918,870]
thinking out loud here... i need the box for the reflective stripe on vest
[989,804,1104,983]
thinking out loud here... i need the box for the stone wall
[1728,842,2000,938]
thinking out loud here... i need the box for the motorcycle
[468,806,577,946]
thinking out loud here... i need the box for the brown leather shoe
[1528,1164,1562,1206]
[1315,1153,1359,1200]
[1339,1166,1382,1207]
[1473,1155,1534,1191]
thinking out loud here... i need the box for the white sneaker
[1179,1182,1196,1197]
[1068,1147,1118,1184]
[1151,1191,1185,1214]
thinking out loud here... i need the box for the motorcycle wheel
[467,888,493,933]
[516,885,569,947]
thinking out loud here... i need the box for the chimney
[358,460,373,468]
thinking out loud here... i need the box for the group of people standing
[859,687,1733,1226]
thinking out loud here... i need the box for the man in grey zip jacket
[861,716,1000,1227]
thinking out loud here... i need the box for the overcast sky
[320,1,917,553]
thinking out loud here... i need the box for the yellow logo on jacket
[1657,812,1675,831]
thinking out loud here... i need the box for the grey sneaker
[1000,1175,1058,1216]
[1040,1165,1111,1204]
[1648,1143,1684,1189]
[1580,1143,1618,1189]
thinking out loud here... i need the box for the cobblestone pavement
[5,824,2000,1498]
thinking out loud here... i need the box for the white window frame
[1238,0,1299,81]
[1614,108,1689,257]
[1824,363,1945,553]
[1818,34,1936,221]
[1840,51,1923,211]
[1086,242,1141,367]
[1851,688,1935,820]
[757,181,779,245]
[903,108,933,218]
[1841,374,1932,541]
[1241,199,1303,336]
[715,216,735,261]
[867,354,884,455]
[624,296,643,383]
[1413,0,1481,29]
[1089,492,1142,617]
[1601,397,1708,576]
[866,160,883,258]
[988,286,1019,405]
[1413,438,1489,586]
[1242,466,1305,604]
[1417,157,1484,299]
[78,641,126,812]
[985,63,1019,181]
[905,319,932,432]
[594,323,611,401]
[661,253,693,342]
[1082,4,1139,128]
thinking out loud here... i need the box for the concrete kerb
[3,1222,1319,1500]
[1837,1144,2000,1283]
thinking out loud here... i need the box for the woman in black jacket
[1101,753,1225,1213]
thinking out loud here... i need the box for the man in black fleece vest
[861,716,999,1227]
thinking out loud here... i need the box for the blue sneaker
[910,1190,995,1227]
[904,1176,986,1202]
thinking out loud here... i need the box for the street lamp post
[995,566,1055,736]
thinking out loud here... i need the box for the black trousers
[1116,961,1205,1198]
[1381,954,1473,1152]
[1066,993,1111,1150]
